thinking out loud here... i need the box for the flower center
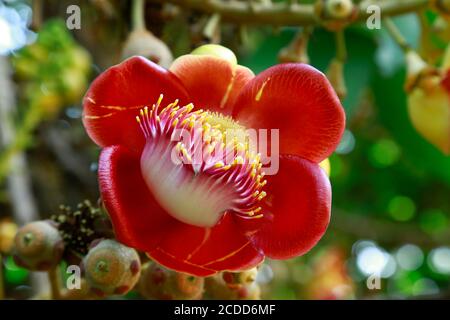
[136,94,266,228]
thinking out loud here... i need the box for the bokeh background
[0,0,449,299]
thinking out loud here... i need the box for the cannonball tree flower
[82,44,345,276]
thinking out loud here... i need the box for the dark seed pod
[138,262,204,300]
[12,220,64,271]
[82,239,141,297]
[51,200,114,258]
[205,268,261,300]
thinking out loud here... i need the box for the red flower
[82,45,345,276]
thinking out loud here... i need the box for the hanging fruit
[405,50,450,154]
[82,239,141,297]
[205,268,261,300]
[12,220,64,271]
[138,262,204,300]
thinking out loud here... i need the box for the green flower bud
[190,44,237,66]
[138,262,204,300]
[82,239,141,297]
[13,221,64,271]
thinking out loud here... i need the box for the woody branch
[148,0,429,26]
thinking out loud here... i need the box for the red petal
[232,63,345,163]
[83,56,189,153]
[237,155,331,259]
[98,145,176,251]
[149,249,217,277]
[170,55,254,115]
[148,213,264,276]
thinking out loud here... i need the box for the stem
[384,17,411,52]
[327,30,348,99]
[0,57,47,298]
[279,26,313,63]
[48,266,62,300]
[294,26,313,52]
[203,13,222,43]
[335,29,347,62]
[31,0,43,30]
[132,0,146,31]
[147,0,429,26]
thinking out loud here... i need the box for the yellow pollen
[214,161,224,168]
[204,112,245,135]
[186,103,194,112]
[257,191,267,201]
[156,94,163,106]
[236,143,245,152]
[188,118,195,129]
[234,156,244,165]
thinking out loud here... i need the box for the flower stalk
[31,0,43,30]
[147,0,428,26]
[278,27,313,64]
[48,266,62,300]
[384,17,411,52]
[132,0,146,31]
[327,30,347,99]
